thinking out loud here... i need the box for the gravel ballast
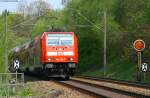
[26,80,95,98]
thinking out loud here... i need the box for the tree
[60,0,121,71]
[26,0,51,16]
[114,0,149,30]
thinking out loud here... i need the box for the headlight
[70,58,73,61]
[47,52,57,56]
[48,58,51,61]
[64,52,74,56]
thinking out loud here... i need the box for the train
[8,31,78,79]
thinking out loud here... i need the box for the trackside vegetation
[0,88,33,96]
[0,0,150,83]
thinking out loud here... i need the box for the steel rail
[23,75,150,97]
[53,79,147,98]
[71,76,150,97]
[74,76,150,89]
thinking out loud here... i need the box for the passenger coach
[8,31,78,79]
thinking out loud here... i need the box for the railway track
[55,76,150,98]
[24,74,150,97]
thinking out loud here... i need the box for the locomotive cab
[42,32,78,79]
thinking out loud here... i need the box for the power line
[9,10,49,29]
[73,9,104,32]
[71,8,107,77]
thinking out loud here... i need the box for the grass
[0,87,34,96]
[81,68,104,77]
[106,58,136,81]
[80,58,150,83]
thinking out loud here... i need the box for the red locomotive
[8,31,78,79]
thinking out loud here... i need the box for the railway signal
[133,39,145,82]
[14,59,20,89]
[133,39,145,51]
[141,63,148,72]
[14,60,20,70]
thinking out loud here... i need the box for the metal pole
[5,9,8,73]
[137,51,142,82]
[15,70,17,95]
[104,11,107,77]
[144,73,145,82]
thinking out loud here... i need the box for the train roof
[9,31,76,54]
[43,32,74,35]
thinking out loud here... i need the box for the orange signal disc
[133,39,145,51]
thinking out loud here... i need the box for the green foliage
[81,58,136,80]
[21,88,33,96]
[61,0,122,72]
[114,0,150,30]
[0,16,6,72]
[0,87,33,96]
[0,0,150,82]
[62,0,150,82]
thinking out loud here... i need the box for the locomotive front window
[47,34,73,46]
[47,39,59,46]
[60,40,72,46]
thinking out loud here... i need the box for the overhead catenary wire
[70,8,107,77]
[9,10,49,30]
[72,9,105,32]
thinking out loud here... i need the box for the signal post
[133,39,145,82]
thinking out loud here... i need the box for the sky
[0,0,63,13]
